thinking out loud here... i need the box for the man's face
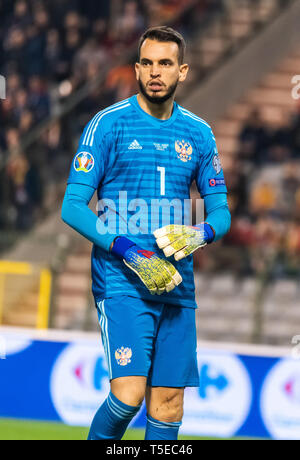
[135,39,189,104]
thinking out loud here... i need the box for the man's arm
[204,193,231,242]
[61,183,116,252]
[61,183,182,294]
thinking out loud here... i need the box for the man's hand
[154,224,214,261]
[111,237,182,295]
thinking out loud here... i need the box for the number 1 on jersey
[157,166,165,196]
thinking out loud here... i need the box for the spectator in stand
[73,37,108,88]
[78,0,110,23]
[266,144,291,164]
[19,109,34,135]
[250,181,277,217]
[24,24,46,77]
[290,107,300,154]
[13,0,32,29]
[27,75,50,121]
[59,28,82,81]
[45,28,63,82]
[13,88,28,122]
[224,159,247,217]
[115,1,146,45]
[5,127,21,156]
[4,26,28,76]
[105,63,137,102]
[6,151,42,231]
[280,161,300,219]
[238,109,270,165]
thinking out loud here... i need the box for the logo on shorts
[74,152,94,173]
[115,347,132,366]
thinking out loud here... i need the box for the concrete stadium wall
[184,0,300,123]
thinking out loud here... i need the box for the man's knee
[111,376,146,407]
[147,387,184,422]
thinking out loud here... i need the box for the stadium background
[0,0,300,440]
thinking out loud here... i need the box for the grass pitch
[0,418,204,441]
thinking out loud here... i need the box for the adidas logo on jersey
[128,139,143,150]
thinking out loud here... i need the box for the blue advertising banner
[0,329,299,439]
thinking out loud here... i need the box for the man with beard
[62,26,231,440]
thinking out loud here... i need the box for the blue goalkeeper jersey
[67,94,227,308]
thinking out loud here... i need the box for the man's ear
[179,63,189,83]
[135,62,140,81]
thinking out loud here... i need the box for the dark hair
[138,26,186,65]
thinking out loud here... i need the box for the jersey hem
[93,290,197,309]
[147,380,200,388]
[201,188,228,197]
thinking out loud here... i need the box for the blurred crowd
[220,106,300,276]
[4,0,297,280]
[0,0,220,232]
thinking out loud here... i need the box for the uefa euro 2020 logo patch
[175,140,193,163]
[115,347,132,366]
[74,151,95,173]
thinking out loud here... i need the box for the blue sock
[88,392,141,440]
[145,414,182,440]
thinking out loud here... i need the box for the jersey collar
[130,94,179,128]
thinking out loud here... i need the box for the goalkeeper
[61,26,231,441]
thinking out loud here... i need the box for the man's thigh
[147,305,199,388]
[96,295,163,381]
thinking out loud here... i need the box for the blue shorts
[96,295,199,388]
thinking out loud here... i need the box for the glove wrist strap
[194,223,215,244]
[203,223,215,243]
[111,236,136,260]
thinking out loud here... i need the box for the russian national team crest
[74,152,95,173]
[175,140,193,163]
[115,347,132,366]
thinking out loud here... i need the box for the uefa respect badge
[74,152,95,173]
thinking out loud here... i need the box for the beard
[138,78,178,104]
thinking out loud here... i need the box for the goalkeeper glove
[111,236,182,295]
[154,223,215,261]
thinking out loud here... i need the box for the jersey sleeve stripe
[82,99,129,146]
[178,107,211,129]
[86,100,130,146]
[88,103,131,147]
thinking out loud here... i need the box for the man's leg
[144,386,184,440]
[145,306,199,440]
[88,376,146,440]
[88,296,163,440]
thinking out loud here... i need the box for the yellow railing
[0,261,52,329]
